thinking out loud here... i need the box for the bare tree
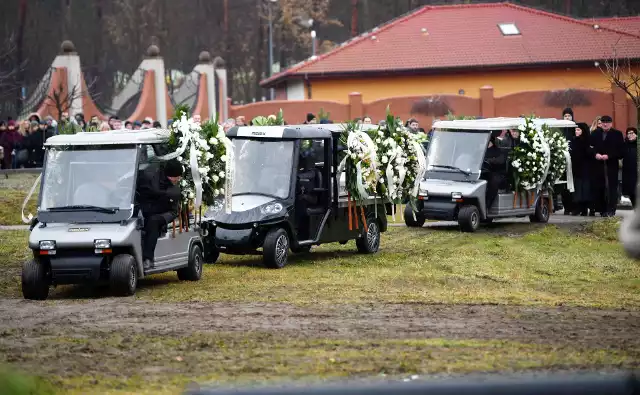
[45,77,98,122]
[601,51,640,126]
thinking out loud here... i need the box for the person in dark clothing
[136,159,183,269]
[305,113,317,124]
[570,122,592,215]
[481,131,508,211]
[622,127,638,209]
[295,151,319,240]
[0,120,22,169]
[589,115,625,217]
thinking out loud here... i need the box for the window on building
[498,23,520,36]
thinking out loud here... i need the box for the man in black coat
[589,115,625,217]
[622,127,638,209]
[136,159,183,269]
[481,131,508,211]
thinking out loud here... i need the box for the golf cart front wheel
[530,197,550,223]
[21,259,50,300]
[178,244,203,281]
[458,205,480,232]
[356,215,381,254]
[263,228,290,269]
[110,254,137,296]
[403,204,426,228]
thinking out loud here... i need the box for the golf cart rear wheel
[403,204,426,228]
[458,205,480,232]
[530,197,550,223]
[263,228,290,269]
[21,259,50,300]
[110,254,137,296]
[178,244,203,281]
[356,215,381,254]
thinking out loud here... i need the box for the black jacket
[483,144,507,174]
[622,139,637,196]
[136,164,181,217]
[569,133,590,178]
[588,128,625,187]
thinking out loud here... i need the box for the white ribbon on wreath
[337,130,379,200]
[536,128,552,192]
[21,174,41,224]
[563,151,575,192]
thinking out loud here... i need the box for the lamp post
[267,0,277,100]
[311,30,317,57]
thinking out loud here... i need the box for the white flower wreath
[541,124,570,192]
[510,118,550,192]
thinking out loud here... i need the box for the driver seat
[306,167,325,216]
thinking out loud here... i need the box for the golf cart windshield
[40,146,138,213]
[426,129,489,179]
[232,139,294,199]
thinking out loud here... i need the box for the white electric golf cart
[201,124,387,268]
[22,129,204,300]
[404,117,576,232]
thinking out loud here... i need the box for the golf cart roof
[229,124,377,140]
[44,128,171,147]
[433,117,577,131]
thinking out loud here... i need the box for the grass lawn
[1,218,638,309]
[0,218,638,394]
[0,173,39,226]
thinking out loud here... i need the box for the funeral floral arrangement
[509,117,550,192]
[251,109,284,126]
[339,121,380,202]
[163,106,232,211]
[541,123,569,192]
[338,111,427,214]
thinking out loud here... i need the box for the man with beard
[589,115,625,217]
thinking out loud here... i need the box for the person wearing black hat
[589,115,625,217]
[305,113,317,124]
[481,130,508,211]
[136,159,183,268]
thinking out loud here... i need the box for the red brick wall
[229,84,637,129]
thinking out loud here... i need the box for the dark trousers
[630,193,637,209]
[485,173,506,210]
[142,212,174,261]
[591,184,618,215]
[560,186,573,213]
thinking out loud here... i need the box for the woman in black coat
[622,127,638,208]
[570,123,591,215]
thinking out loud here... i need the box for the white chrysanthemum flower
[220,155,227,162]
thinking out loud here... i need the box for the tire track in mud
[0,299,638,349]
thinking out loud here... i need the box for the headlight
[94,239,111,249]
[39,240,56,250]
[260,203,284,215]
[451,192,463,199]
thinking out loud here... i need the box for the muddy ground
[1,299,638,348]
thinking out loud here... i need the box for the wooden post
[178,206,183,234]
[172,219,176,238]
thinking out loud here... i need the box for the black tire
[21,259,50,300]
[530,197,550,223]
[403,204,426,228]
[178,244,204,281]
[110,254,137,296]
[458,205,480,232]
[263,228,290,269]
[356,216,381,254]
[203,247,220,264]
[291,245,312,254]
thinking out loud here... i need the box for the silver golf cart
[404,118,576,232]
[22,129,204,300]
[201,124,387,268]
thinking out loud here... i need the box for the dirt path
[1,299,638,349]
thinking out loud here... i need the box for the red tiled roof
[261,2,640,87]
[590,16,640,36]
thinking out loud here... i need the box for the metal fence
[186,371,640,395]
